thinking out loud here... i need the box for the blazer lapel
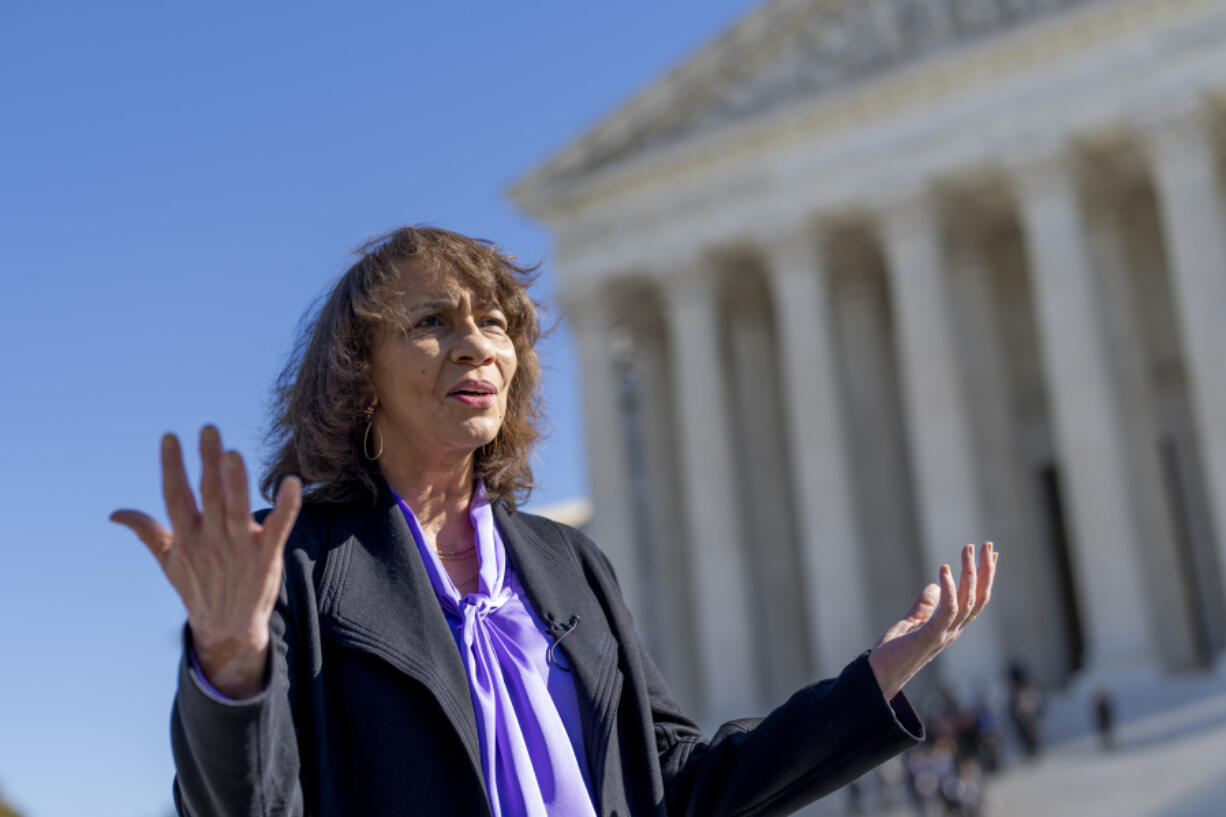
[315,486,484,786]
[495,504,625,812]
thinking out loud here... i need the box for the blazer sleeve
[650,646,923,817]
[587,543,924,817]
[169,557,304,816]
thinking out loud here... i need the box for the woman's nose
[452,320,496,364]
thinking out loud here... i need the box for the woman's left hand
[868,542,997,700]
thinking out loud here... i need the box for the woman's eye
[482,316,508,331]
[414,314,443,329]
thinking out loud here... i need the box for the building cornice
[510,0,1139,215]
[511,0,1216,223]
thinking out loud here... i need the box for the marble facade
[512,0,1226,725]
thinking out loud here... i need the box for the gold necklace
[435,541,476,560]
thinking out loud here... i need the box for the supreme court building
[512,0,1226,726]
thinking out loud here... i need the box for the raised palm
[111,426,302,697]
[869,542,997,699]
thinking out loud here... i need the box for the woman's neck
[380,456,476,546]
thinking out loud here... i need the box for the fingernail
[202,425,219,442]
[161,433,175,451]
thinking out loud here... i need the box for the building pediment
[513,0,1098,210]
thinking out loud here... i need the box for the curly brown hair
[260,226,543,508]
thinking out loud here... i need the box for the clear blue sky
[0,2,761,814]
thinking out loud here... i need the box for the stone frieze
[563,0,1093,182]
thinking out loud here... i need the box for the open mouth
[448,379,497,397]
[447,380,498,405]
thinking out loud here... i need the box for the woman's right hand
[111,426,302,698]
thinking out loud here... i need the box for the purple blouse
[392,482,597,817]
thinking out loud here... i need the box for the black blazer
[170,485,923,817]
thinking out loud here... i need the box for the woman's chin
[454,421,502,452]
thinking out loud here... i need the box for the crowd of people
[844,662,1049,817]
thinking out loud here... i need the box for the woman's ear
[361,394,379,424]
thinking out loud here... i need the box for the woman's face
[368,266,517,467]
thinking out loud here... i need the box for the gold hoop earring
[363,423,383,460]
[362,402,383,461]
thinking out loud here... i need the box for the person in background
[1008,661,1043,760]
[1093,687,1118,751]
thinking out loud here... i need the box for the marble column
[945,228,1070,684]
[723,270,812,700]
[878,187,1003,685]
[564,286,643,621]
[1011,145,1155,671]
[663,260,757,722]
[1145,101,1226,615]
[629,316,701,707]
[762,224,873,672]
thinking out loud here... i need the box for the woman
[112,226,997,817]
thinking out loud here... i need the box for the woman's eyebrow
[407,297,459,313]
